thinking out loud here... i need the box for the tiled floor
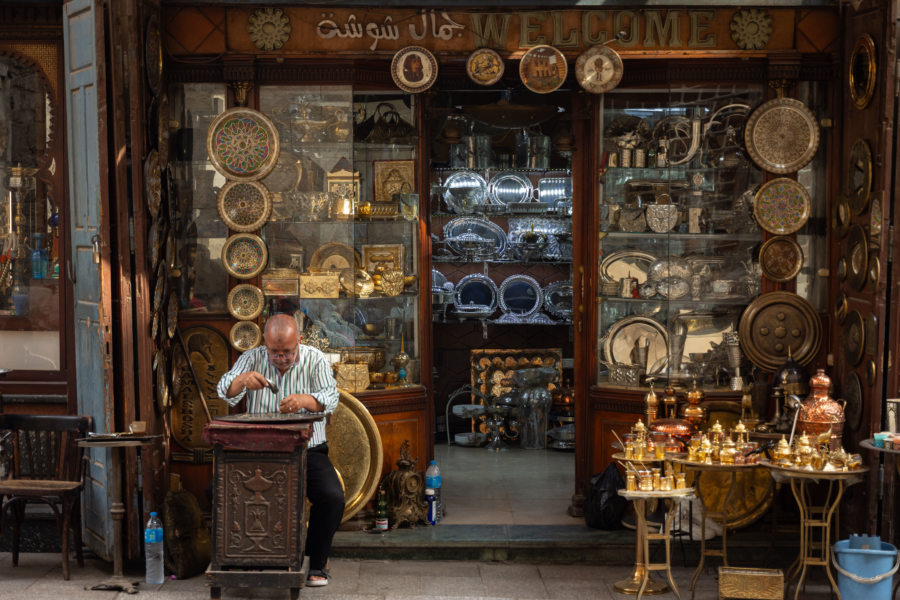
[434,444,578,526]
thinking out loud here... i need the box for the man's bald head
[264,313,300,347]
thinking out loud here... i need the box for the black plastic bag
[583,462,627,530]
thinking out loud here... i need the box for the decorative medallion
[867,254,881,289]
[745,97,820,174]
[843,371,863,431]
[144,149,162,218]
[645,204,679,233]
[753,178,811,235]
[842,309,864,366]
[519,45,567,94]
[846,224,868,291]
[216,180,273,232]
[849,34,877,110]
[834,291,848,323]
[759,236,803,282]
[390,46,438,94]
[167,291,178,339]
[729,9,773,50]
[207,108,281,181]
[227,284,265,321]
[248,8,292,51]
[832,195,851,239]
[870,195,883,238]
[230,320,262,352]
[847,138,872,215]
[575,45,623,94]
[157,93,170,170]
[221,233,269,280]
[145,14,162,95]
[466,48,504,86]
[738,291,822,372]
[836,257,847,281]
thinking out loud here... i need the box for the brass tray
[832,195,851,239]
[466,48,504,86]
[849,34,877,110]
[843,370,863,431]
[519,45,567,94]
[206,107,281,181]
[870,195,883,237]
[847,138,872,215]
[846,224,868,291]
[144,149,162,218]
[229,320,261,352]
[145,14,162,95]
[166,291,178,339]
[842,309,864,366]
[745,97,820,174]
[834,291,848,323]
[673,459,774,530]
[759,236,803,282]
[216,180,273,232]
[157,93,169,170]
[575,45,623,94]
[738,291,822,372]
[227,283,265,321]
[221,233,268,280]
[470,348,562,409]
[156,350,170,411]
[308,241,361,272]
[753,178,810,235]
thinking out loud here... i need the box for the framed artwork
[361,243,404,274]
[373,160,415,203]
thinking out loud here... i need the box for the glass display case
[596,85,770,392]
[171,83,422,390]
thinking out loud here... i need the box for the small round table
[766,462,868,600]
[859,438,897,597]
[618,488,696,600]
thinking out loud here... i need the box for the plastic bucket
[832,535,898,600]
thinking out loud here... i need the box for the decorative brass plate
[847,138,872,215]
[834,291,848,323]
[216,180,273,232]
[145,14,162,95]
[144,149,162,218]
[227,284,265,321]
[846,224,868,291]
[759,236,803,282]
[842,309,864,366]
[221,233,268,280]
[466,48,504,86]
[156,350,170,412]
[172,327,231,451]
[166,291,178,339]
[849,34,876,110]
[836,258,847,281]
[843,371,863,431]
[865,359,877,387]
[753,178,811,235]
[519,45,567,94]
[745,98,820,174]
[229,320,262,352]
[207,107,281,181]
[157,93,170,170]
[870,195,883,237]
[326,390,384,522]
[390,46,438,94]
[868,254,881,289]
[865,313,878,357]
[575,45,623,94]
[309,242,361,272]
[696,468,773,530]
[832,195,851,239]
[738,291,822,372]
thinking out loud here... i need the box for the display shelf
[601,231,759,242]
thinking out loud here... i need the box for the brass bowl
[362,323,383,337]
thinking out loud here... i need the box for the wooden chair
[0,413,93,580]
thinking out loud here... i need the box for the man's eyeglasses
[266,347,297,360]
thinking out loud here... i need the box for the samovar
[796,369,844,451]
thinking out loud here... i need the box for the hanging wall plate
[834,291,848,323]
[230,320,262,352]
[870,195,883,238]
[753,178,811,235]
[738,291,822,372]
[832,195,851,239]
[145,14,162,96]
[849,33,877,110]
[865,313,878,357]
[759,236,803,282]
[216,180,273,232]
[846,224,868,291]
[227,284,265,321]
[843,371,863,431]
[842,309,865,366]
[207,107,281,181]
[868,254,881,289]
[575,45,623,94]
[144,149,162,218]
[391,46,438,93]
[157,93,170,170]
[221,233,269,280]
[519,45,567,94]
[865,359,877,387]
[847,138,872,215]
[745,97,820,174]
[466,48,504,86]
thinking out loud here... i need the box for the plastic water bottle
[425,488,437,525]
[144,511,164,585]
[425,459,442,523]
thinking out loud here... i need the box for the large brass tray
[738,291,822,372]
[695,468,773,530]
[745,97,820,174]
[327,389,383,522]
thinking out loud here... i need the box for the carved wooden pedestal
[203,415,320,600]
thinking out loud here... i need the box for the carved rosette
[730,9,773,50]
[248,8,292,51]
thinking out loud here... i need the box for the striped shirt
[216,344,339,448]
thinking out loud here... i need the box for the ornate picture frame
[373,160,415,203]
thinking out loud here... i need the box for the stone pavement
[0,551,839,600]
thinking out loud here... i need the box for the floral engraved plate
[753,177,811,235]
[145,14,162,95]
[745,97,820,174]
[227,283,265,321]
[519,45,567,94]
[216,180,273,232]
[221,233,269,279]
[373,160,415,203]
[759,236,803,282]
[391,46,438,93]
[144,149,162,218]
[466,48,504,86]
[207,107,281,181]
[230,320,262,352]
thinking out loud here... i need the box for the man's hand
[226,371,270,397]
[279,393,325,414]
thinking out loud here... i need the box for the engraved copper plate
[759,236,803,282]
[230,320,262,352]
[145,14,162,95]
[745,97,820,174]
[738,291,822,372]
[227,283,265,321]
[216,180,273,232]
[846,224,868,291]
[222,233,268,280]
[843,309,864,366]
[519,45,567,94]
[391,46,438,93]
[753,178,811,235]
[207,108,281,181]
[466,48,504,86]
[144,149,162,218]
[847,138,872,215]
[843,370,863,431]
[171,326,231,450]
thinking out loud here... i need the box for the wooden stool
[718,566,784,600]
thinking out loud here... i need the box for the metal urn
[512,367,556,450]
[797,369,845,451]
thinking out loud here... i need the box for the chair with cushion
[0,413,93,579]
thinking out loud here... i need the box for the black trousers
[305,444,344,571]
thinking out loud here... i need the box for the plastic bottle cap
[429,460,436,465]
[425,488,435,494]
[150,512,157,517]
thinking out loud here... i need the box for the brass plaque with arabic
[172,326,232,453]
